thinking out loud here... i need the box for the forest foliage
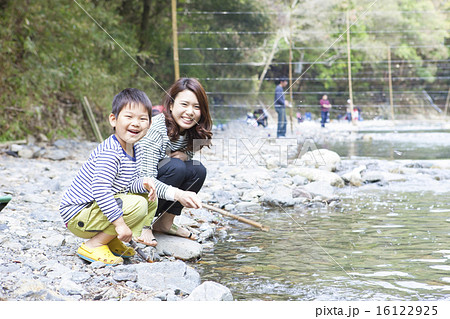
[0,0,448,141]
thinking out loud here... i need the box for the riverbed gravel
[1,119,449,301]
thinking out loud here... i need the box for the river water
[196,126,450,300]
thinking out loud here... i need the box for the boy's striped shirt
[59,135,147,224]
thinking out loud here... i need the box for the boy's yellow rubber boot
[108,237,135,259]
[77,243,123,265]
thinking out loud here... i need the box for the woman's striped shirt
[138,113,193,201]
[59,134,147,224]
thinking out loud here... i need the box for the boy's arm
[128,176,156,202]
[112,217,132,242]
[91,150,123,223]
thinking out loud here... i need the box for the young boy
[59,88,158,265]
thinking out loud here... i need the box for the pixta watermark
[193,138,327,167]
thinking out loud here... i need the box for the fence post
[346,11,354,111]
[387,46,395,121]
[443,87,450,120]
[289,1,294,133]
[171,0,180,81]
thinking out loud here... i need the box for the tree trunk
[139,0,151,51]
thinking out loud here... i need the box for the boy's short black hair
[112,88,152,117]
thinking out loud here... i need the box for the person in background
[296,111,303,123]
[319,94,332,128]
[352,106,359,125]
[254,108,268,127]
[139,78,212,241]
[346,99,352,123]
[274,78,289,137]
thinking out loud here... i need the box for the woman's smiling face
[170,89,201,132]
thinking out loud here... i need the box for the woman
[139,78,212,242]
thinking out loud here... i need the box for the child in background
[59,88,158,265]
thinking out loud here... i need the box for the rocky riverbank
[1,118,449,301]
[0,139,233,301]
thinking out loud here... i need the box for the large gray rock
[234,201,260,213]
[133,260,201,294]
[154,233,202,261]
[341,165,366,186]
[299,149,341,172]
[302,181,335,198]
[185,281,233,301]
[260,185,296,206]
[288,167,344,187]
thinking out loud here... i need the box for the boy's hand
[170,151,188,161]
[143,178,156,202]
[112,217,133,242]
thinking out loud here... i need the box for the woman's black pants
[156,158,207,216]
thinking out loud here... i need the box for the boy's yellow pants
[67,193,157,239]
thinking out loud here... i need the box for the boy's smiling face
[109,102,150,152]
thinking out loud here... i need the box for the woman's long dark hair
[162,78,213,151]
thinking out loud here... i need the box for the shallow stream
[196,127,450,300]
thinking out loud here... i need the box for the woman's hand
[143,177,157,202]
[174,189,202,209]
[170,151,188,161]
[112,217,133,243]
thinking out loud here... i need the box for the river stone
[302,181,334,198]
[288,167,344,187]
[241,189,265,202]
[59,278,88,296]
[174,215,199,228]
[265,156,281,170]
[234,201,260,213]
[299,149,341,171]
[362,171,385,183]
[112,272,137,282]
[380,171,408,182]
[18,147,35,159]
[341,165,366,186]
[260,185,295,206]
[190,207,219,223]
[292,174,308,185]
[212,190,239,206]
[10,144,24,153]
[154,233,202,261]
[14,278,48,298]
[185,281,233,301]
[67,271,92,283]
[40,234,66,247]
[43,149,70,161]
[132,260,200,294]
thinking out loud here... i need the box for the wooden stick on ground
[202,203,269,232]
[129,239,153,263]
[81,96,103,143]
